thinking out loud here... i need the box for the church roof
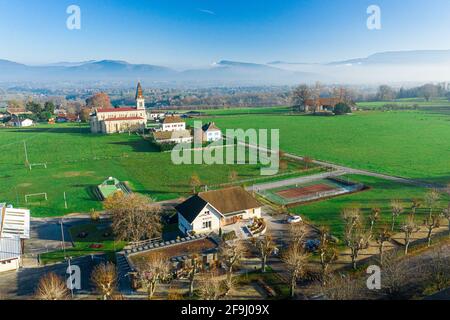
[103,117,145,122]
[136,82,144,100]
[97,107,137,113]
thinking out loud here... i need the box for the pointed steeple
[136,82,144,100]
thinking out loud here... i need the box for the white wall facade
[204,130,222,142]
[162,122,186,132]
[0,258,20,273]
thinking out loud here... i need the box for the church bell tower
[136,82,145,110]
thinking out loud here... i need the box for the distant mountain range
[1,50,450,86]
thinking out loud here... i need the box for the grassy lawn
[357,98,450,110]
[0,123,311,217]
[195,110,450,184]
[290,174,450,239]
[39,222,126,265]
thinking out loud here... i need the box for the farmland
[0,124,309,217]
[194,110,450,184]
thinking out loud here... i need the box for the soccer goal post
[25,193,48,203]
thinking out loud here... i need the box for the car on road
[286,215,302,224]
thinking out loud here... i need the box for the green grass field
[290,174,450,239]
[357,98,450,110]
[0,123,310,217]
[194,110,450,184]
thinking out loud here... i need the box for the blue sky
[0,0,449,67]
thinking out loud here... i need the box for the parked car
[287,215,302,224]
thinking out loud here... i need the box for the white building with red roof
[90,82,147,134]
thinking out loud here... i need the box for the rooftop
[163,116,184,124]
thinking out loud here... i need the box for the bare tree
[281,243,309,298]
[375,226,392,266]
[104,192,162,242]
[441,207,450,234]
[91,262,117,300]
[380,251,409,299]
[137,254,172,300]
[428,248,450,292]
[228,170,238,183]
[35,273,70,300]
[252,235,276,273]
[190,173,202,193]
[369,207,381,236]
[342,208,369,270]
[219,241,245,282]
[423,214,441,247]
[303,156,314,169]
[401,217,419,255]
[390,200,404,231]
[425,189,441,219]
[186,255,203,297]
[289,222,308,246]
[411,198,422,218]
[198,271,222,300]
[317,227,338,282]
[291,84,311,112]
[321,273,363,300]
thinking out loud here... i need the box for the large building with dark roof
[175,186,262,235]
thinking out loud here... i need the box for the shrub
[333,103,352,115]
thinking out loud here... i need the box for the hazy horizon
[1,0,450,67]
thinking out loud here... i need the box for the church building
[90,83,148,134]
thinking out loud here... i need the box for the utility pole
[23,141,29,167]
[64,192,68,209]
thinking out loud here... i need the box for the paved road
[246,170,346,192]
[0,255,108,299]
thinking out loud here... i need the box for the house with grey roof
[175,187,261,235]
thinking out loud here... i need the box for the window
[203,221,212,229]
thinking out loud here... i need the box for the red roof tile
[97,108,137,113]
[103,117,145,122]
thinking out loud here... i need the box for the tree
[44,101,56,114]
[91,262,117,300]
[377,85,396,101]
[375,227,392,266]
[189,173,202,193]
[342,207,369,270]
[441,207,450,234]
[137,254,172,299]
[219,241,245,282]
[425,189,440,219]
[104,192,162,242]
[79,108,91,122]
[35,273,70,300]
[198,271,222,300]
[381,251,409,299]
[390,200,404,231]
[281,243,309,298]
[401,217,419,255]
[368,207,381,236]
[318,227,338,282]
[423,214,440,247]
[228,170,238,183]
[420,83,438,102]
[291,84,311,112]
[289,222,308,246]
[333,103,352,115]
[86,92,112,110]
[252,235,276,273]
[411,198,422,218]
[303,156,313,169]
[186,255,203,297]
